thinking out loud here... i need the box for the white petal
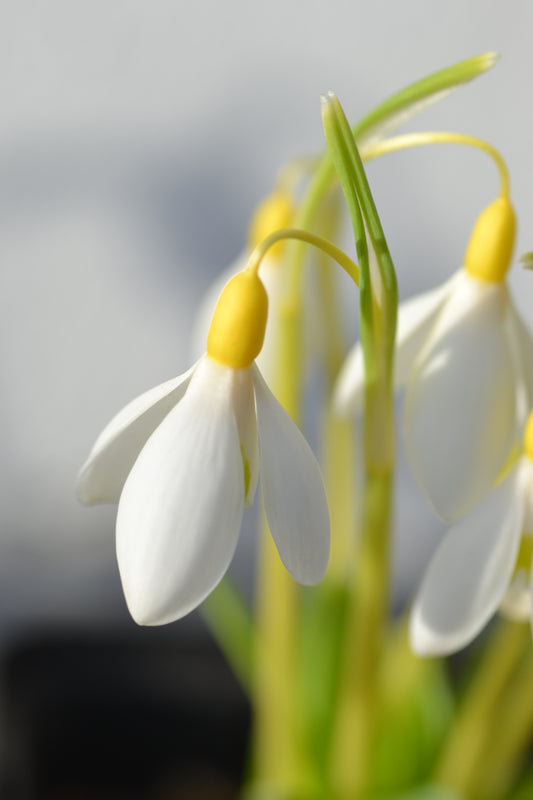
[394,274,458,389]
[231,368,259,506]
[508,301,533,412]
[333,275,455,416]
[252,365,330,584]
[410,462,527,656]
[116,358,244,625]
[78,364,197,504]
[404,272,517,521]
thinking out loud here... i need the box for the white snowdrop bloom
[79,268,330,625]
[410,411,533,656]
[334,197,533,521]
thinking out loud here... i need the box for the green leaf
[354,52,499,146]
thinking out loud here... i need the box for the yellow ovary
[207,270,268,369]
[464,196,516,283]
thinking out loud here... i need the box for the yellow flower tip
[207,270,268,369]
[247,190,295,258]
[464,195,516,283]
[523,411,533,461]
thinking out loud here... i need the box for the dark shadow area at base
[0,627,250,799]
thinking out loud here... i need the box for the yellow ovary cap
[207,270,268,369]
[464,196,516,283]
[524,411,533,460]
[248,190,294,256]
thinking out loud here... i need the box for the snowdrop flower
[79,267,330,625]
[410,410,533,656]
[335,196,533,520]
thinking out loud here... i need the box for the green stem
[434,619,529,797]
[249,291,310,800]
[330,468,393,799]
[472,640,533,800]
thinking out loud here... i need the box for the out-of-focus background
[0,1,532,796]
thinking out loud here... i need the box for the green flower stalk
[322,91,397,800]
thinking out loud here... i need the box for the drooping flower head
[410,410,533,656]
[335,192,533,521]
[79,264,330,625]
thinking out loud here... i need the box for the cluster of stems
[203,53,533,800]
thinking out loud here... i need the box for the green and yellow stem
[434,619,530,797]
[471,641,533,800]
[362,131,510,198]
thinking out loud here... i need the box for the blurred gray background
[0,0,532,635]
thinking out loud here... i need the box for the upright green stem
[435,619,529,797]
[470,638,533,800]
[329,410,394,799]
[250,294,310,800]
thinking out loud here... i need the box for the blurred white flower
[334,197,533,520]
[410,412,533,656]
[79,269,330,625]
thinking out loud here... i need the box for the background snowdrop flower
[79,267,330,625]
[335,195,533,520]
[410,410,533,657]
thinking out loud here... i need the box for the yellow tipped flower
[411,411,533,656]
[335,196,533,521]
[78,267,330,626]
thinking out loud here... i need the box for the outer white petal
[333,275,455,416]
[394,273,459,390]
[252,365,330,584]
[410,462,527,656]
[78,364,196,504]
[507,301,533,414]
[404,272,517,521]
[117,357,244,625]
